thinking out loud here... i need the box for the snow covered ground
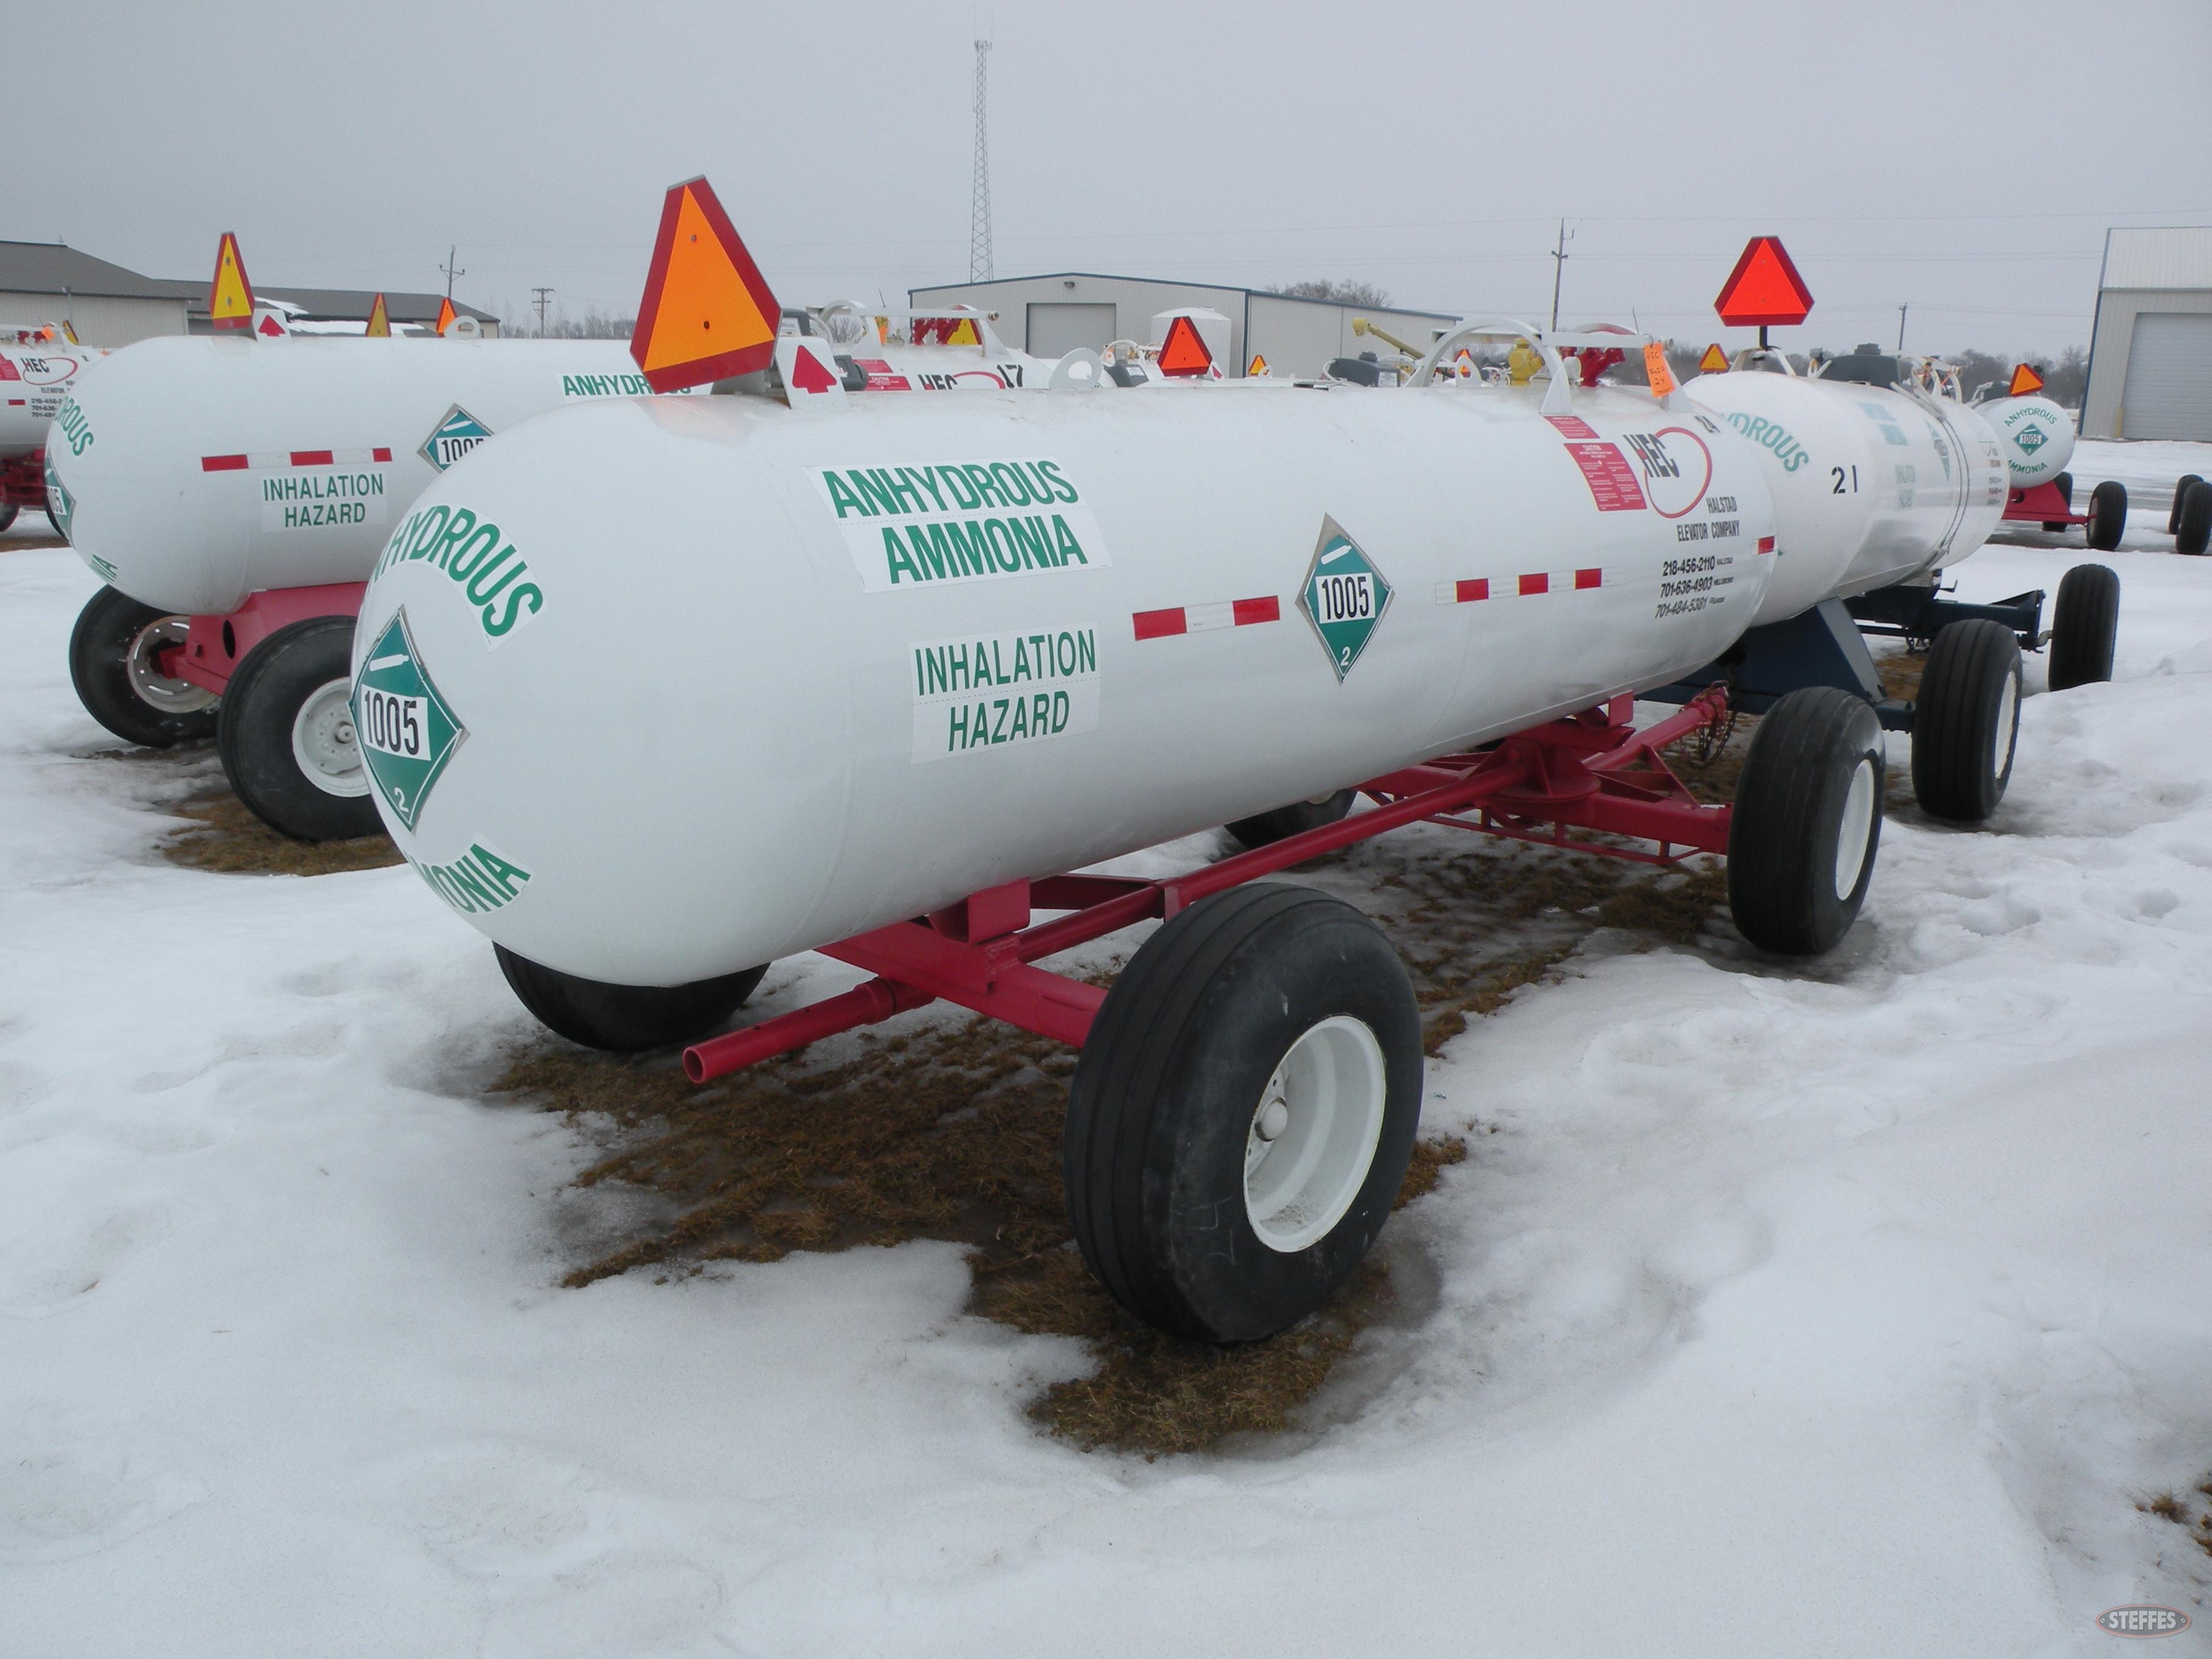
[5,488,2212,1655]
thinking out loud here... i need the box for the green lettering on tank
[411,841,534,916]
[811,458,1111,592]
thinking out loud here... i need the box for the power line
[531,286,554,336]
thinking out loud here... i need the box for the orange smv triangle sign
[2008,362,2045,397]
[1157,314,1213,377]
[209,233,254,332]
[1715,236,1814,328]
[364,293,391,337]
[434,297,457,336]
[1698,343,1729,374]
[630,176,780,392]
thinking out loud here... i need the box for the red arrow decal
[788,349,837,394]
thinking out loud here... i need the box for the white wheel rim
[125,616,217,715]
[1243,1014,1388,1254]
[1992,671,2019,780]
[290,678,370,797]
[1833,757,1877,901]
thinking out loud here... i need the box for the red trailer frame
[1,450,48,514]
[682,688,1736,1084]
[2001,478,2084,532]
[166,580,366,700]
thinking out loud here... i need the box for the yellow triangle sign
[1698,343,1729,374]
[435,296,457,337]
[209,233,254,332]
[631,178,780,390]
[945,317,980,346]
[1247,354,1269,377]
[364,293,391,337]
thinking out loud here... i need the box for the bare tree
[1269,278,1392,307]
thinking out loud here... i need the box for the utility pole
[440,245,466,301]
[531,287,555,337]
[969,39,994,283]
[1549,219,1573,331]
[1896,303,1908,352]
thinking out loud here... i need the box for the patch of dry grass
[161,789,402,876]
[2140,1491,2194,1524]
[1876,650,1925,704]
[495,774,1751,1455]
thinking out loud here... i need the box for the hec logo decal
[420,404,492,472]
[350,608,467,832]
[1299,517,1393,682]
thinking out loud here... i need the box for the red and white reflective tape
[201,447,394,473]
[1433,568,1605,604]
[1132,594,1280,640]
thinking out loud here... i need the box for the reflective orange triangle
[435,297,457,336]
[365,293,391,337]
[1247,354,1269,377]
[631,178,780,390]
[1699,343,1729,374]
[1158,314,1212,376]
[2008,362,2045,397]
[209,233,254,332]
[1715,236,1814,327]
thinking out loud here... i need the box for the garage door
[1026,303,1116,358]
[2121,312,2212,440]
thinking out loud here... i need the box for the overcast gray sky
[21,0,2209,357]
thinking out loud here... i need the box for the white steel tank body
[1973,394,2074,486]
[1,345,103,458]
[349,379,1781,985]
[1683,371,2009,622]
[48,334,679,614]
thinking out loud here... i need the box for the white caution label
[813,459,1112,592]
[910,625,1100,762]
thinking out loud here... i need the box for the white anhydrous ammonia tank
[351,384,1781,985]
[1,345,102,458]
[48,335,674,614]
[1974,394,2075,485]
[1684,372,2009,622]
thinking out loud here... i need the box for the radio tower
[968,38,994,282]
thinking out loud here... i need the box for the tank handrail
[1411,319,1577,414]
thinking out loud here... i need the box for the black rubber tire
[2086,480,2127,552]
[1910,620,2022,823]
[45,504,64,538]
[2042,470,2074,532]
[1063,883,1424,1344]
[67,586,220,748]
[2047,563,2120,690]
[2169,474,2204,537]
[0,502,16,533]
[1224,789,1358,850]
[2174,479,2212,557]
[495,947,768,1052]
[216,617,383,841]
[1727,688,1885,956]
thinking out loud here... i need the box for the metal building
[0,240,498,347]
[0,242,192,345]
[2082,227,2212,440]
[907,272,1458,378]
